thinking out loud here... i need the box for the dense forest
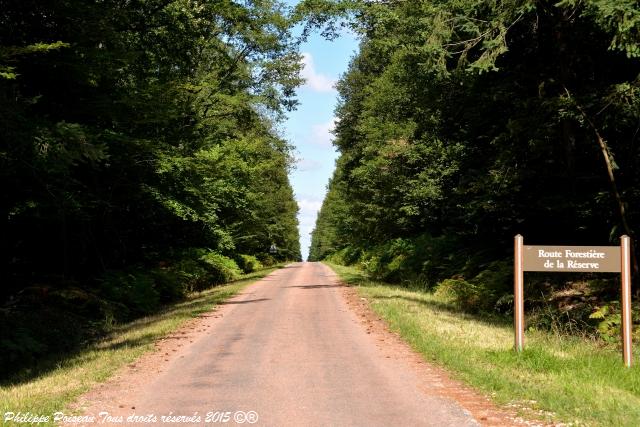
[0,0,302,377]
[3,0,640,379]
[307,1,640,337]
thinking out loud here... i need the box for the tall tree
[1,0,303,294]
[307,0,640,284]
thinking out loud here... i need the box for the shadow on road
[220,298,271,305]
[285,284,345,289]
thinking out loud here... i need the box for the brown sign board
[522,245,621,273]
[515,236,632,366]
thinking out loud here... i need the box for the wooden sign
[514,235,633,367]
[523,245,621,272]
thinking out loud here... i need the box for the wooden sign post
[514,235,524,353]
[621,236,633,368]
[514,235,633,367]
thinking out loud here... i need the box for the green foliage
[594,309,623,343]
[199,252,242,285]
[588,301,640,343]
[0,40,69,79]
[1,0,301,293]
[560,0,640,58]
[308,0,640,337]
[0,0,302,377]
[235,254,263,274]
[257,253,277,267]
[321,234,477,287]
[434,261,511,314]
[0,246,258,379]
[434,278,483,311]
[100,270,161,317]
[0,286,103,378]
[158,249,244,293]
[169,248,212,293]
[325,246,362,266]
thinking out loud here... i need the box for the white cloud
[301,53,337,93]
[296,193,325,206]
[296,197,323,234]
[310,118,337,147]
[296,158,323,172]
[298,198,323,213]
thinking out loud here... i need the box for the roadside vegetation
[329,262,640,427]
[304,0,640,345]
[0,267,279,423]
[1,1,302,379]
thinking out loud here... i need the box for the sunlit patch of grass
[0,267,280,425]
[327,262,640,427]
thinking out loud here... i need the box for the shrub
[150,268,186,302]
[434,260,511,313]
[167,248,242,291]
[100,270,161,316]
[235,254,263,273]
[171,257,211,293]
[257,253,276,267]
[435,278,484,311]
[0,286,100,378]
[0,248,245,380]
[0,308,88,379]
[355,239,418,283]
[326,247,362,266]
[327,235,471,287]
[199,252,242,284]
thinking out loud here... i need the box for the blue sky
[281,5,359,260]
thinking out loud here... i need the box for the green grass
[0,267,280,425]
[326,262,640,427]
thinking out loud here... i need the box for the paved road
[113,262,478,426]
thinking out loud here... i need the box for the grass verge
[0,267,280,424]
[326,262,640,426]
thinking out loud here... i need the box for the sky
[282,5,359,260]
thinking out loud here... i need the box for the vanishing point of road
[77,262,482,426]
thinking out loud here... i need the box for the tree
[0,0,303,293]
[307,0,640,287]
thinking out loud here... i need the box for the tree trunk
[565,87,639,277]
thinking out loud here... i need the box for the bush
[0,285,109,379]
[0,307,89,379]
[235,254,263,273]
[435,278,486,312]
[168,248,242,291]
[434,260,512,313]
[0,248,247,380]
[327,235,471,287]
[257,253,276,267]
[171,257,211,293]
[150,268,187,302]
[199,252,242,284]
[326,247,362,266]
[99,249,246,315]
[100,270,161,316]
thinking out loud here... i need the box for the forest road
[76,262,481,426]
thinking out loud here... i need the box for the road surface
[79,262,481,426]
